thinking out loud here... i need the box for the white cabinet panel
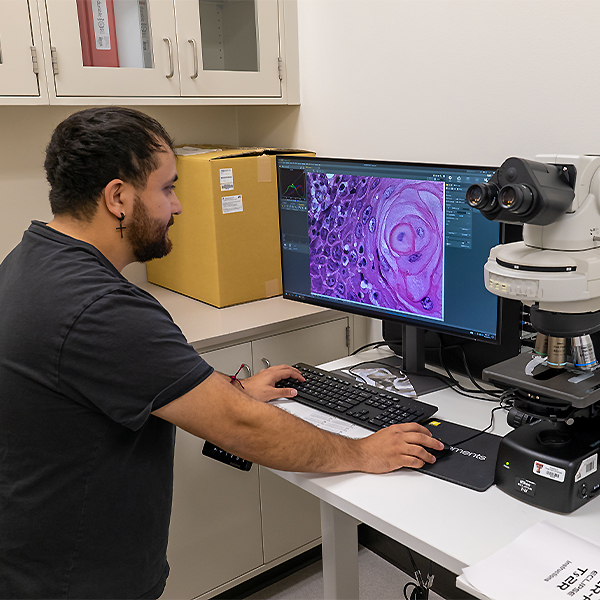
[165,429,263,599]
[44,0,181,97]
[164,343,263,600]
[197,342,252,382]
[177,0,281,98]
[252,318,349,372]
[259,466,321,563]
[0,0,44,99]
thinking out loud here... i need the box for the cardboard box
[146,146,313,308]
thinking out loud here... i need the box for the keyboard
[275,363,438,432]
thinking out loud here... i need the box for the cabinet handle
[262,358,271,369]
[163,37,174,79]
[188,39,199,79]
[241,364,252,377]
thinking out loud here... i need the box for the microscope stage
[483,352,600,409]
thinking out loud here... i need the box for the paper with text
[271,398,371,439]
[462,521,600,600]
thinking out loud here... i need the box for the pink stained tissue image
[307,173,444,319]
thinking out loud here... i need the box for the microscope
[466,155,600,513]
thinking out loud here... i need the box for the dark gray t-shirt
[0,221,213,599]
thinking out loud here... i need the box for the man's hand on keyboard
[359,423,445,472]
[242,364,305,402]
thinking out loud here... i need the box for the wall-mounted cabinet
[1,0,299,105]
[0,0,48,103]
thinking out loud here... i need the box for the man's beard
[127,196,175,263]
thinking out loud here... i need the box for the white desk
[270,349,600,599]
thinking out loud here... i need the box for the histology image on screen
[307,173,444,319]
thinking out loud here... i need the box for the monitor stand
[379,324,449,397]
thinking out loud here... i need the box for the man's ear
[103,178,133,219]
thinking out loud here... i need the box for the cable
[350,339,402,356]
[346,360,514,454]
[436,335,504,400]
[404,581,428,600]
[347,359,459,396]
[351,336,505,400]
[403,549,431,599]
[348,358,503,402]
[348,340,512,443]
[447,390,517,448]
[450,404,506,447]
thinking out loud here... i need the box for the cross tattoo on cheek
[116,213,126,238]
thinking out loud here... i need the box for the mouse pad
[415,419,502,492]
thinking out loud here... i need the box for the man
[0,107,442,599]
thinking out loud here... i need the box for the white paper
[462,521,600,600]
[221,194,243,214]
[220,167,234,191]
[270,398,371,439]
[91,0,112,50]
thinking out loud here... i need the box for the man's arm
[153,369,443,474]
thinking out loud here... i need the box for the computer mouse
[430,439,452,459]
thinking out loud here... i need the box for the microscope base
[496,418,600,513]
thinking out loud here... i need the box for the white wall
[239,0,600,165]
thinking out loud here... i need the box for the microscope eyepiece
[498,183,537,215]
[466,182,498,211]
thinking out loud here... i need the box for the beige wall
[0,105,239,281]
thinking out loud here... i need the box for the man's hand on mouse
[355,423,445,473]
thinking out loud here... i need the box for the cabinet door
[163,343,263,600]
[259,466,321,563]
[253,318,349,563]
[176,0,281,97]
[44,0,181,97]
[196,342,252,383]
[0,0,41,97]
[252,318,349,372]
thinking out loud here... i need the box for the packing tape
[257,154,272,182]
[265,279,280,297]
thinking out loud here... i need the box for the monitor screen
[277,155,504,344]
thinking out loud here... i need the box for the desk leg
[320,500,360,600]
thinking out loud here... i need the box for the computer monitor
[277,155,520,395]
